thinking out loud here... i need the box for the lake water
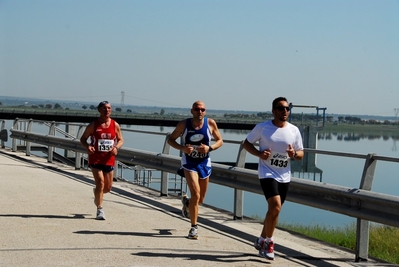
[3,120,399,228]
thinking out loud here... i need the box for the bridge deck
[0,149,391,267]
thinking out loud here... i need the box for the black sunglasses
[193,108,206,112]
[275,106,290,112]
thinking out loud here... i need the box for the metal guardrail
[5,118,399,262]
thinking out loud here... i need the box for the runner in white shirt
[243,97,304,261]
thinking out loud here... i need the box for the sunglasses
[193,108,206,112]
[275,106,290,112]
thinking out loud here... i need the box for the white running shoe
[96,208,105,220]
[187,226,198,239]
[259,240,275,260]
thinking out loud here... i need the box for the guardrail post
[75,125,85,170]
[233,140,247,220]
[0,121,6,148]
[355,153,377,262]
[47,121,56,163]
[64,123,75,158]
[359,153,377,191]
[25,119,34,156]
[114,160,119,180]
[160,133,172,196]
[11,119,19,152]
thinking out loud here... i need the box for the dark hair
[97,101,109,109]
[272,97,288,109]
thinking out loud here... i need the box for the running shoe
[187,226,198,239]
[254,237,262,250]
[96,208,105,220]
[259,240,275,260]
[181,194,190,219]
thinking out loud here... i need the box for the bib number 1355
[98,139,114,152]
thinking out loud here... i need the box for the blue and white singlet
[181,117,212,167]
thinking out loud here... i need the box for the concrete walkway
[0,149,395,267]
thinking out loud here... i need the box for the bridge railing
[4,118,399,262]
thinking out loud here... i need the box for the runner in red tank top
[80,101,124,220]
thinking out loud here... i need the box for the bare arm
[79,122,96,154]
[294,150,304,160]
[207,118,223,152]
[286,144,304,160]
[111,122,124,155]
[243,139,271,160]
[167,120,193,155]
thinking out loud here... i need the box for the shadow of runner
[74,229,181,238]
[132,251,263,265]
[0,214,89,219]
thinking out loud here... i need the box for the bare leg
[198,178,209,204]
[184,170,209,226]
[261,195,282,239]
[102,170,114,193]
[92,169,114,208]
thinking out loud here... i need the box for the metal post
[0,121,7,148]
[75,125,86,170]
[160,133,172,196]
[64,123,75,158]
[355,153,377,262]
[12,119,19,152]
[233,140,248,220]
[114,160,119,181]
[47,122,56,163]
[25,119,34,156]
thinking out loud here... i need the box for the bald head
[192,100,205,109]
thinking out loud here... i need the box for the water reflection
[318,131,399,142]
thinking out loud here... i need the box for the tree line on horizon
[223,112,399,126]
[2,101,398,126]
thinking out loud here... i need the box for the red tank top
[88,119,117,166]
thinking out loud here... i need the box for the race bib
[188,145,207,159]
[269,151,289,168]
[97,139,114,152]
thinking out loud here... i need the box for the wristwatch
[293,150,298,158]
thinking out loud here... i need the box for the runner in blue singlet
[167,100,223,240]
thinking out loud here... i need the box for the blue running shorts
[178,163,211,179]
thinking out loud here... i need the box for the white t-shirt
[246,120,303,183]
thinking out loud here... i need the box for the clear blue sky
[1,0,398,116]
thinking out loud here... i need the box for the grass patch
[278,222,399,264]
[369,224,399,264]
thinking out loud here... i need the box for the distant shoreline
[0,95,396,121]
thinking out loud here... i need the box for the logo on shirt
[189,134,204,142]
[101,133,112,139]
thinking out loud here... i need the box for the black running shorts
[259,178,290,204]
